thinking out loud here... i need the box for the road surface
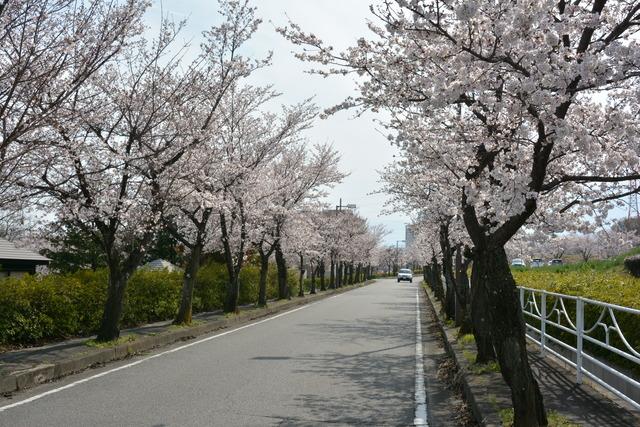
[0,278,454,426]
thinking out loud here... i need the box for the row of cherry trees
[506,225,639,262]
[0,1,385,343]
[282,1,640,425]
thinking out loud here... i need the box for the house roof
[141,259,181,272]
[0,238,50,263]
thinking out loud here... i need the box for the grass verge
[85,335,136,348]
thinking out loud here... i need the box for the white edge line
[0,303,314,413]
[414,287,429,426]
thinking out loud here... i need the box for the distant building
[405,224,416,248]
[0,238,50,278]
[140,259,181,273]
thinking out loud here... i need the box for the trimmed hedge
[512,269,640,376]
[512,269,640,309]
[0,262,297,347]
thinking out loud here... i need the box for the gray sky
[147,1,409,246]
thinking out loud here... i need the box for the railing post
[541,291,546,355]
[576,298,584,384]
[519,287,524,309]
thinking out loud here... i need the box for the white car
[397,268,413,283]
[511,258,526,268]
[530,258,544,268]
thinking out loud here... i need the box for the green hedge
[513,269,640,376]
[512,269,640,309]
[0,261,298,347]
[0,274,102,344]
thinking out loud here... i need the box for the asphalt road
[0,279,435,426]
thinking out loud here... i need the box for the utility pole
[335,198,357,215]
[395,239,405,273]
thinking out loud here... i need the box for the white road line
[414,287,429,426]
[0,304,312,413]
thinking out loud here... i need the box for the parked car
[511,258,526,267]
[530,258,544,268]
[548,259,563,266]
[397,268,413,283]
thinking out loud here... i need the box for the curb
[422,285,505,427]
[1,281,374,395]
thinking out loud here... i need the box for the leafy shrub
[0,260,320,347]
[513,268,640,376]
[193,262,227,312]
[0,273,105,345]
[512,269,640,309]
[239,266,259,305]
[122,270,182,327]
[624,254,640,278]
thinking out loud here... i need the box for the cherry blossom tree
[210,95,317,313]
[282,2,640,423]
[0,0,148,221]
[282,0,640,426]
[24,0,269,340]
[157,0,270,325]
[377,246,396,276]
[381,157,486,352]
[23,17,201,341]
[165,88,286,323]
[352,223,387,283]
[280,209,321,298]
[261,143,345,300]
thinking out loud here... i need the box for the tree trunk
[343,262,348,285]
[298,253,305,297]
[220,212,243,313]
[470,259,496,363]
[475,246,546,427]
[439,223,457,320]
[424,264,432,286]
[329,257,335,289]
[174,243,203,325]
[96,266,128,342]
[454,246,473,335]
[320,260,326,291]
[430,258,445,302]
[443,256,456,320]
[224,271,240,313]
[348,262,354,285]
[310,263,317,294]
[257,249,270,306]
[275,241,289,299]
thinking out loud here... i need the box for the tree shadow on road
[278,292,418,426]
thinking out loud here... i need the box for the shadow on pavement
[530,351,639,427]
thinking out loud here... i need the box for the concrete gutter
[1,281,374,395]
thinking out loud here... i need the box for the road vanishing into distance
[0,278,459,426]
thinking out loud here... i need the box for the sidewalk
[0,283,371,395]
[423,286,640,426]
[0,309,226,384]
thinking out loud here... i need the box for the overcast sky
[145,1,409,246]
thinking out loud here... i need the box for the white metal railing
[519,286,640,410]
